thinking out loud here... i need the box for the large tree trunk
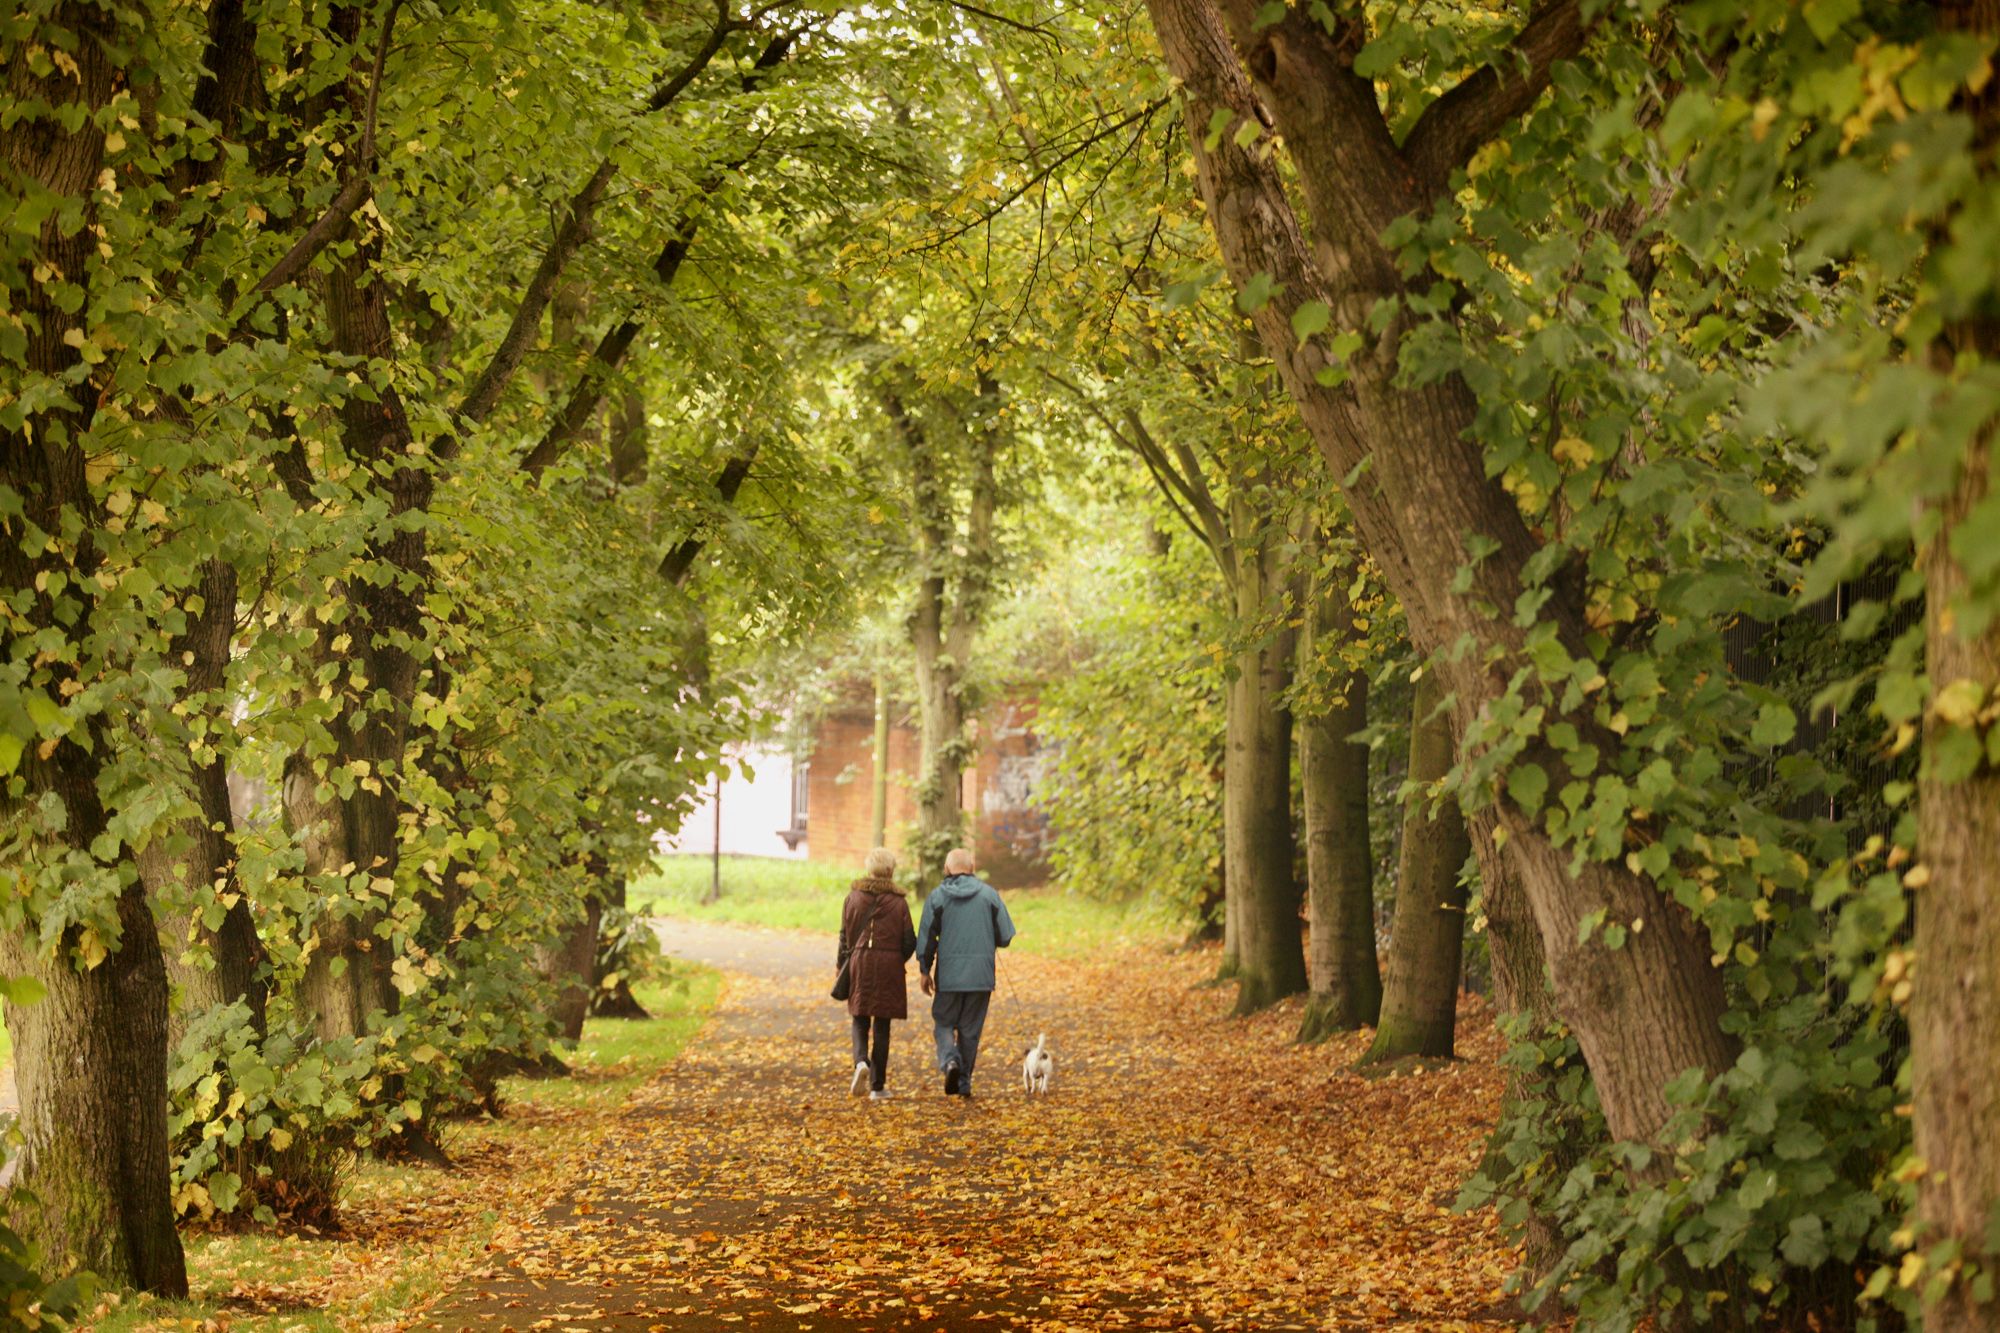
[1913,412,2000,1333]
[1296,590,1379,1041]
[1362,674,1471,1062]
[1,898,186,1295]
[1468,808,1573,1279]
[1912,9,1999,1311]
[1224,636,1306,1014]
[0,0,188,1294]
[1144,0,1738,1147]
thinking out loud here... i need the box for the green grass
[82,966,720,1332]
[635,854,1175,960]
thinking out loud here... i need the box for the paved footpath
[417,918,1188,1333]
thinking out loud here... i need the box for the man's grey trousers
[931,989,992,1088]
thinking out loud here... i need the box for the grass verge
[634,855,1177,960]
[79,966,720,1332]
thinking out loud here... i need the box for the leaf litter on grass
[422,948,1527,1332]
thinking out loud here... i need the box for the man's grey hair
[864,847,897,877]
[943,847,976,876]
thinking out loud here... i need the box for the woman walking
[837,847,917,1099]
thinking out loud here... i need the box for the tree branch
[230,0,401,328]
[1400,0,1595,195]
[911,99,1167,252]
[657,445,761,585]
[518,228,695,483]
[516,31,800,482]
[456,11,770,426]
[937,0,1060,44]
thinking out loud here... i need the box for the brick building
[661,687,1054,888]
[804,687,1052,888]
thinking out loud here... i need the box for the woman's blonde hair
[864,847,897,878]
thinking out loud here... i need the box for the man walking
[917,848,1017,1098]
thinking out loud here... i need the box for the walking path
[417,920,1521,1331]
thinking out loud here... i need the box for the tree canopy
[4,0,1999,1328]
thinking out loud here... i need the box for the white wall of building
[658,743,808,860]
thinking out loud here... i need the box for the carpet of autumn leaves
[418,933,1526,1332]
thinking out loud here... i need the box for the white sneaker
[869,1089,892,1101]
[850,1061,871,1096]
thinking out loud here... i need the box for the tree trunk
[1144,0,1738,1146]
[1225,632,1306,1015]
[1216,860,1242,980]
[288,5,436,1043]
[870,673,891,848]
[1363,674,1471,1062]
[545,892,604,1044]
[140,559,268,1045]
[1910,11,2000,1325]
[590,875,652,1019]
[909,590,969,884]
[1469,807,1573,1277]
[882,377,1003,886]
[1296,592,1379,1041]
[0,0,187,1293]
[1913,421,2000,1333]
[1,900,186,1295]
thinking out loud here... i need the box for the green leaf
[1290,301,1330,341]
[1251,1,1287,30]
[1782,1213,1830,1266]
[1202,106,1233,152]
[1803,0,1860,43]
[1507,762,1549,814]
[1235,272,1279,314]
[0,974,47,1006]
[1751,702,1796,748]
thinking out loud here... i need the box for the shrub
[168,1003,368,1228]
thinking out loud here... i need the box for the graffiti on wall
[980,703,1053,865]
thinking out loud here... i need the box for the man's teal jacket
[916,874,1016,992]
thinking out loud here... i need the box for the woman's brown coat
[837,877,917,1019]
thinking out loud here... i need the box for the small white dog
[1021,1033,1055,1094]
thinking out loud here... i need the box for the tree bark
[1296,587,1379,1041]
[882,377,1003,885]
[1913,410,2000,1333]
[590,875,652,1020]
[544,892,605,1043]
[1224,617,1305,1015]
[1362,673,1472,1062]
[1144,0,1738,1147]
[0,904,186,1294]
[910,569,971,882]
[1468,806,1573,1279]
[0,0,188,1294]
[870,673,891,848]
[1912,9,2000,1315]
[141,558,267,1045]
